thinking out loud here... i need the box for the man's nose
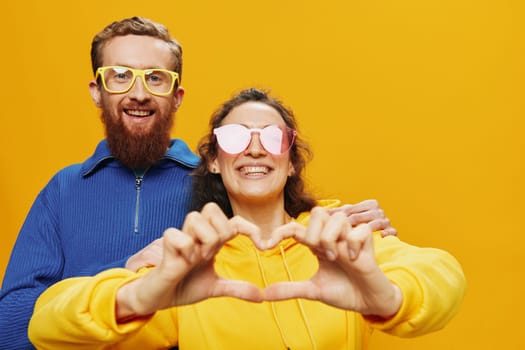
[127,76,150,100]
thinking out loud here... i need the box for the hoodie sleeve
[28,268,178,349]
[367,234,466,336]
[311,200,466,336]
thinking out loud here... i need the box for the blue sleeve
[88,257,129,274]
[0,189,63,350]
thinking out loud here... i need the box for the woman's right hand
[115,202,264,322]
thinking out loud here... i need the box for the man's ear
[172,86,185,113]
[89,80,102,107]
[209,158,220,174]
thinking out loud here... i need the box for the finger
[199,203,235,258]
[381,227,398,237]
[265,222,306,249]
[303,207,349,260]
[211,278,264,303]
[345,223,372,260]
[326,204,353,216]
[267,224,335,261]
[303,206,330,246]
[229,215,262,247]
[264,281,319,301]
[162,227,199,264]
[348,199,379,213]
[181,211,218,259]
[318,212,351,261]
[347,208,385,226]
[366,217,391,232]
[327,199,379,216]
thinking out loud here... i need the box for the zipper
[134,175,143,233]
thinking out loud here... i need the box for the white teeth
[241,166,269,175]
[126,109,151,117]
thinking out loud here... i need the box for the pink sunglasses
[213,124,297,155]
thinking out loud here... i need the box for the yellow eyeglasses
[95,66,180,96]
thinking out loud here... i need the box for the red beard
[101,112,174,169]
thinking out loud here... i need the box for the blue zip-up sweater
[0,139,199,350]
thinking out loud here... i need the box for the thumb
[264,281,318,301]
[212,278,264,303]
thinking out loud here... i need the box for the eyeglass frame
[94,66,180,96]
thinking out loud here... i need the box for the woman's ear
[288,161,295,176]
[89,80,102,107]
[209,159,220,174]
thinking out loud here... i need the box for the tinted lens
[214,124,252,154]
[213,124,296,155]
[259,125,296,154]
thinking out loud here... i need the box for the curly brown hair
[191,88,317,218]
[90,16,183,81]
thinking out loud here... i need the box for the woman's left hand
[264,207,402,318]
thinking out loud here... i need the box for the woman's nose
[244,132,266,156]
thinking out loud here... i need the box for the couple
[28,86,465,349]
[2,16,465,349]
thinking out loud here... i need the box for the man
[0,17,396,349]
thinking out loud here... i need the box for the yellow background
[1,0,523,349]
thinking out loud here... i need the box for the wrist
[115,281,137,322]
[115,279,154,322]
[374,283,402,319]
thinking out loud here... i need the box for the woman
[28,88,466,349]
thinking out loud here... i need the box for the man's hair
[90,16,183,80]
[191,88,317,218]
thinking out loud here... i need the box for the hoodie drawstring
[255,245,318,350]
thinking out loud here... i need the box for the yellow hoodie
[29,200,466,350]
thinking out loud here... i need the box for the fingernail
[326,250,335,260]
[348,249,356,260]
